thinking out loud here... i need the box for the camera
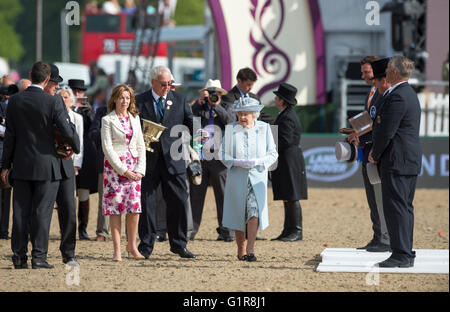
[206,88,219,103]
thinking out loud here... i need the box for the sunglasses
[155,80,172,87]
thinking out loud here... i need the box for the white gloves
[233,159,264,169]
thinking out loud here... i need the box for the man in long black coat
[369,55,422,268]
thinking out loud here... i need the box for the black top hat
[370,58,390,80]
[273,82,297,105]
[49,64,63,83]
[68,79,87,91]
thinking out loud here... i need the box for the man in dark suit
[190,79,236,241]
[347,56,391,252]
[44,64,79,267]
[369,55,422,268]
[222,67,275,124]
[0,61,80,269]
[136,66,196,259]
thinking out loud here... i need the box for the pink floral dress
[102,116,142,215]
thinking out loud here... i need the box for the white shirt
[151,89,167,116]
[30,84,44,90]
[384,80,408,96]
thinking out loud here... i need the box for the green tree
[0,0,24,62]
[174,0,204,25]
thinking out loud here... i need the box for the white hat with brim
[232,97,264,112]
[366,162,381,184]
[170,74,182,87]
[335,141,357,163]
[200,79,227,95]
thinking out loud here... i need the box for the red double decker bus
[80,13,167,65]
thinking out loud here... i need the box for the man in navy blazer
[135,66,195,259]
[1,62,80,269]
[369,55,422,268]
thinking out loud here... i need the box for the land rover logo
[303,147,359,182]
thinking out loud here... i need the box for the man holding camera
[190,79,236,241]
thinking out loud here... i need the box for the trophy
[142,118,167,152]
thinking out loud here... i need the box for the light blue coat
[219,121,278,232]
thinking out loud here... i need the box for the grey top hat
[232,97,264,112]
[335,141,358,163]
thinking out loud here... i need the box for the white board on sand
[316,248,449,274]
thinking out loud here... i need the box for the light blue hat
[231,97,264,112]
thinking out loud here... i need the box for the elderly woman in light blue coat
[220,97,278,262]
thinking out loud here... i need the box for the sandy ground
[0,187,448,292]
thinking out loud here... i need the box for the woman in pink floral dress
[101,84,146,261]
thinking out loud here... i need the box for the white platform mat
[316,248,449,274]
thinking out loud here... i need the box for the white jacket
[68,109,84,168]
[101,110,146,176]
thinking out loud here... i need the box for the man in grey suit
[370,55,422,268]
[0,62,80,269]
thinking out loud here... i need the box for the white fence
[418,92,449,136]
[339,79,449,136]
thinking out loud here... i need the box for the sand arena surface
[0,188,448,292]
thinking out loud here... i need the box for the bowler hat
[335,141,358,163]
[68,79,87,91]
[273,82,297,105]
[370,58,390,80]
[49,64,63,83]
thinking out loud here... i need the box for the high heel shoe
[126,247,145,260]
[113,253,122,262]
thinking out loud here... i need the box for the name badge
[370,106,377,119]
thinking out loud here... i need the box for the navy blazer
[135,89,193,175]
[2,86,80,181]
[371,82,422,175]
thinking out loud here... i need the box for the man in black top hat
[45,64,80,266]
[347,56,391,252]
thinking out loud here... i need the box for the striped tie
[156,97,165,122]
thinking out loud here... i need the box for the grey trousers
[96,173,110,238]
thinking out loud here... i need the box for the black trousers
[138,157,189,257]
[0,187,11,237]
[12,179,59,261]
[380,170,417,261]
[56,175,77,259]
[189,159,232,237]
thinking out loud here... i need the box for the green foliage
[0,0,24,62]
[174,0,204,25]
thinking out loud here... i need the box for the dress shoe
[366,243,392,252]
[156,234,167,242]
[376,257,414,268]
[255,236,267,241]
[32,261,54,269]
[63,257,79,267]
[279,232,302,242]
[246,253,257,262]
[271,231,288,241]
[357,239,378,250]
[12,257,28,269]
[79,229,91,241]
[95,235,106,242]
[170,247,196,259]
[0,234,9,240]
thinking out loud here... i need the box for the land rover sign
[303,146,360,182]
